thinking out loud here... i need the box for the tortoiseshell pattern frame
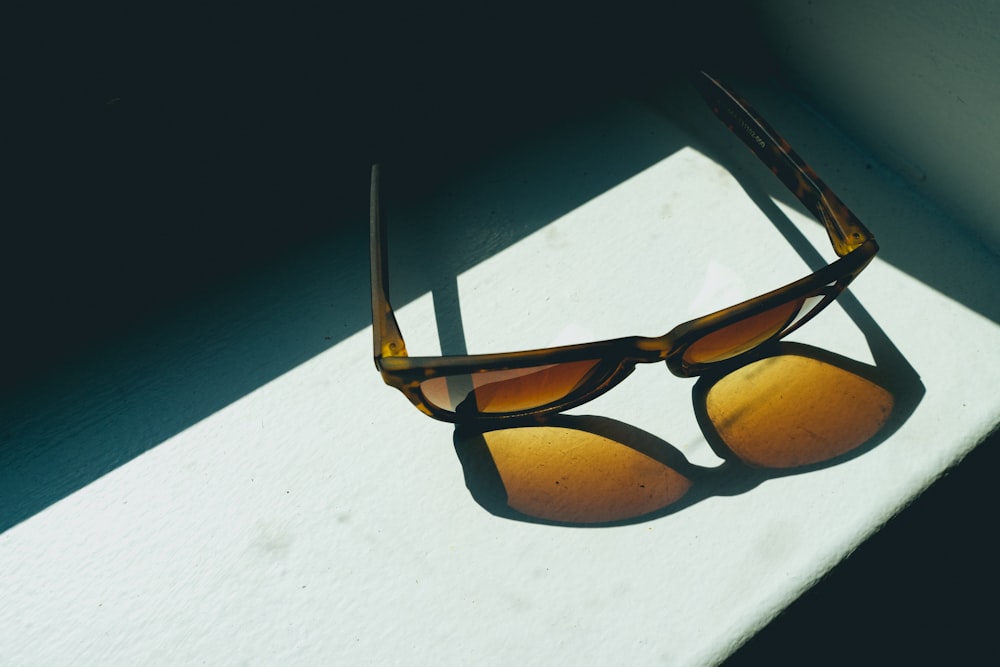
[371,71,878,423]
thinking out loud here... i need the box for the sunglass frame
[370,72,878,423]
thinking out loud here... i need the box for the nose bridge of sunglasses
[632,334,682,363]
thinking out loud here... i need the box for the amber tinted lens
[683,297,806,366]
[421,359,604,415]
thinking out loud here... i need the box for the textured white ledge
[2,77,998,666]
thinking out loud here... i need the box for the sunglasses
[371,71,878,423]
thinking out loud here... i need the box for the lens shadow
[453,415,720,527]
[453,333,923,527]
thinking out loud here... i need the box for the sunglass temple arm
[370,164,408,363]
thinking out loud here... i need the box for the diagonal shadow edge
[652,75,1000,324]
[0,98,678,535]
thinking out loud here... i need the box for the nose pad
[588,361,637,400]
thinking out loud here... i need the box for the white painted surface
[2,78,999,666]
[757,0,1000,254]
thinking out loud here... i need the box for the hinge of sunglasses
[374,305,408,360]
[381,338,407,358]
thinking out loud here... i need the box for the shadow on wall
[653,74,1000,332]
[754,0,1000,255]
[2,3,762,392]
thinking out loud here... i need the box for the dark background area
[4,3,757,391]
[726,427,998,665]
[6,3,995,662]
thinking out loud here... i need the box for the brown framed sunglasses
[371,71,878,423]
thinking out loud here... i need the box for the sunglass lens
[683,293,830,367]
[420,359,604,416]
